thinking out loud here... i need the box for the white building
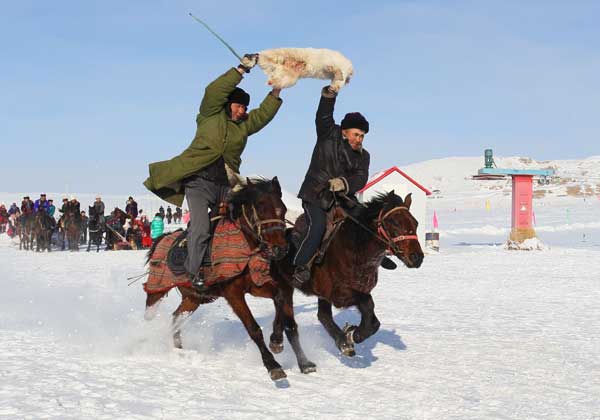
[357,167,431,243]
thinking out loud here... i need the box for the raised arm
[315,86,338,139]
[244,88,283,136]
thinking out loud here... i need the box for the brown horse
[62,208,81,251]
[272,191,424,357]
[144,178,316,381]
[19,213,35,250]
[33,210,54,252]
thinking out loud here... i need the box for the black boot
[380,256,397,270]
[190,270,208,294]
[292,265,311,287]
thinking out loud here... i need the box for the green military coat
[143,67,282,206]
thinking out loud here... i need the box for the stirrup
[292,265,311,286]
[190,271,208,293]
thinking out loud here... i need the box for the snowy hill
[398,155,600,199]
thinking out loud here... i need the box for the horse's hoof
[300,362,317,374]
[269,367,287,381]
[269,341,284,354]
[339,342,356,357]
[173,333,183,349]
[343,347,356,357]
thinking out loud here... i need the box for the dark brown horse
[87,205,104,252]
[272,191,424,357]
[144,178,315,381]
[33,210,54,252]
[18,213,35,250]
[62,207,81,251]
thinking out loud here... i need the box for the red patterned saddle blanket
[143,219,272,295]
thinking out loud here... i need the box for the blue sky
[1,0,599,194]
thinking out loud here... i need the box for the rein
[334,194,417,252]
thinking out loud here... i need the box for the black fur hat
[341,112,369,133]
[228,87,250,107]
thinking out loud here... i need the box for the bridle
[241,204,287,255]
[335,193,418,254]
[376,206,419,254]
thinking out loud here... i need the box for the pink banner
[433,210,439,230]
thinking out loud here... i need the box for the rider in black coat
[294,86,371,284]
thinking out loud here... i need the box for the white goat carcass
[257,48,353,92]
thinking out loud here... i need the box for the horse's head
[228,177,288,261]
[369,191,424,268]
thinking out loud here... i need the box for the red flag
[433,210,439,230]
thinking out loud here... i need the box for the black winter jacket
[298,88,370,210]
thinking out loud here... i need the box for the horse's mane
[145,178,281,265]
[349,191,405,245]
[227,178,280,220]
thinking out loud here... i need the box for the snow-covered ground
[2,157,600,419]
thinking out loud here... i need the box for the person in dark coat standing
[166,206,173,224]
[93,196,105,225]
[293,85,371,285]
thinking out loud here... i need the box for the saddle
[166,207,224,274]
[291,206,346,265]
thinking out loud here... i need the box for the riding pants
[293,200,327,267]
[184,174,230,275]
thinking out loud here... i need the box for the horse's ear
[246,177,253,186]
[404,193,412,209]
[271,176,281,195]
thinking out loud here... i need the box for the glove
[328,178,346,192]
[239,53,259,73]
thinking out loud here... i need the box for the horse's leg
[171,287,201,349]
[317,298,355,357]
[269,296,285,354]
[279,285,316,374]
[144,290,167,320]
[348,292,381,345]
[224,286,286,381]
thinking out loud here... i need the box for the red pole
[510,175,536,242]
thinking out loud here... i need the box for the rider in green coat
[143,58,282,207]
[143,55,282,291]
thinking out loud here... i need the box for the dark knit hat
[341,112,369,133]
[228,87,250,107]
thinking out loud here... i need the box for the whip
[188,13,243,62]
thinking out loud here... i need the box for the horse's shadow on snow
[184,302,406,370]
[324,308,406,369]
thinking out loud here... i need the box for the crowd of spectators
[0,194,189,250]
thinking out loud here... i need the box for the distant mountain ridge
[396,155,600,198]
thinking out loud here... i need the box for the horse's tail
[145,233,169,265]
